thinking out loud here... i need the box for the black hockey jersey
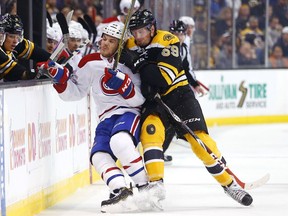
[126,30,189,96]
[0,38,50,81]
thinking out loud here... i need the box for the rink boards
[0,68,287,216]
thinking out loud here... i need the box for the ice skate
[101,187,136,213]
[135,180,166,211]
[223,180,253,206]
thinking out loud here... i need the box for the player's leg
[90,116,134,212]
[140,114,166,203]
[184,131,253,206]
[110,112,148,188]
[162,123,175,165]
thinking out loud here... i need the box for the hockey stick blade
[56,12,69,47]
[66,10,74,25]
[242,173,270,190]
[84,14,97,42]
[56,13,69,35]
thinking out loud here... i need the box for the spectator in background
[236,4,250,32]
[193,15,208,69]
[210,0,227,20]
[215,37,233,69]
[274,26,288,57]
[96,0,140,38]
[46,0,59,23]
[268,45,288,67]
[267,16,283,51]
[237,41,260,67]
[225,0,242,18]
[273,0,288,27]
[214,7,233,37]
[240,16,265,63]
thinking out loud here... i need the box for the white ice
[36,123,288,216]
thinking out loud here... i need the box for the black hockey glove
[141,83,160,102]
[118,49,148,73]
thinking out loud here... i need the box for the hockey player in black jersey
[161,19,208,165]
[119,9,253,207]
[0,13,50,81]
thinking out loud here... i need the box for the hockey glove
[38,61,70,84]
[104,68,135,99]
[118,49,148,73]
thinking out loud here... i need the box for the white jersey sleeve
[58,52,145,121]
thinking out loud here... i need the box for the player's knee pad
[110,132,134,155]
[184,131,222,165]
[91,151,115,172]
[140,115,165,181]
[140,115,165,149]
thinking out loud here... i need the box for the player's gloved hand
[57,49,72,64]
[118,49,148,73]
[104,68,135,99]
[141,82,159,101]
[35,61,48,78]
[37,61,70,84]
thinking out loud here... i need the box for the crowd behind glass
[1,0,288,74]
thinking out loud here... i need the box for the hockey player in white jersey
[40,22,163,213]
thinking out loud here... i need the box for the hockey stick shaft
[154,94,268,189]
[113,0,136,70]
[197,80,210,91]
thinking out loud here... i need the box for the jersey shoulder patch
[152,30,179,46]
[78,53,101,68]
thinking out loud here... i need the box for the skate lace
[225,184,247,202]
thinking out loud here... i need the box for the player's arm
[103,67,146,107]
[0,49,35,81]
[15,38,50,62]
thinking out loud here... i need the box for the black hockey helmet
[169,20,187,33]
[1,13,23,35]
[128,9,156,30]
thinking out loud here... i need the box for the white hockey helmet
[68,26,82,39]
[179,16,195,26]
[120,0,140,15]
[102,22,125,40]
[69,20,89,40]
[46,26,62,42]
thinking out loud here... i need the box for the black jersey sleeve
[15,38,50,62]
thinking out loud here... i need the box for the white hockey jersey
[59,52,145,121]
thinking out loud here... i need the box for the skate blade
[101,196,138,213]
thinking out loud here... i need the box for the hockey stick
[65,10,74,26]
[78,17,92,56]
[56,12,69,47]
[84,14,97,54]
[154,94,270,190]
[37,12,71,78]
[197,80,210,91]
[113,0,136,70]
[46,10,53,27]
